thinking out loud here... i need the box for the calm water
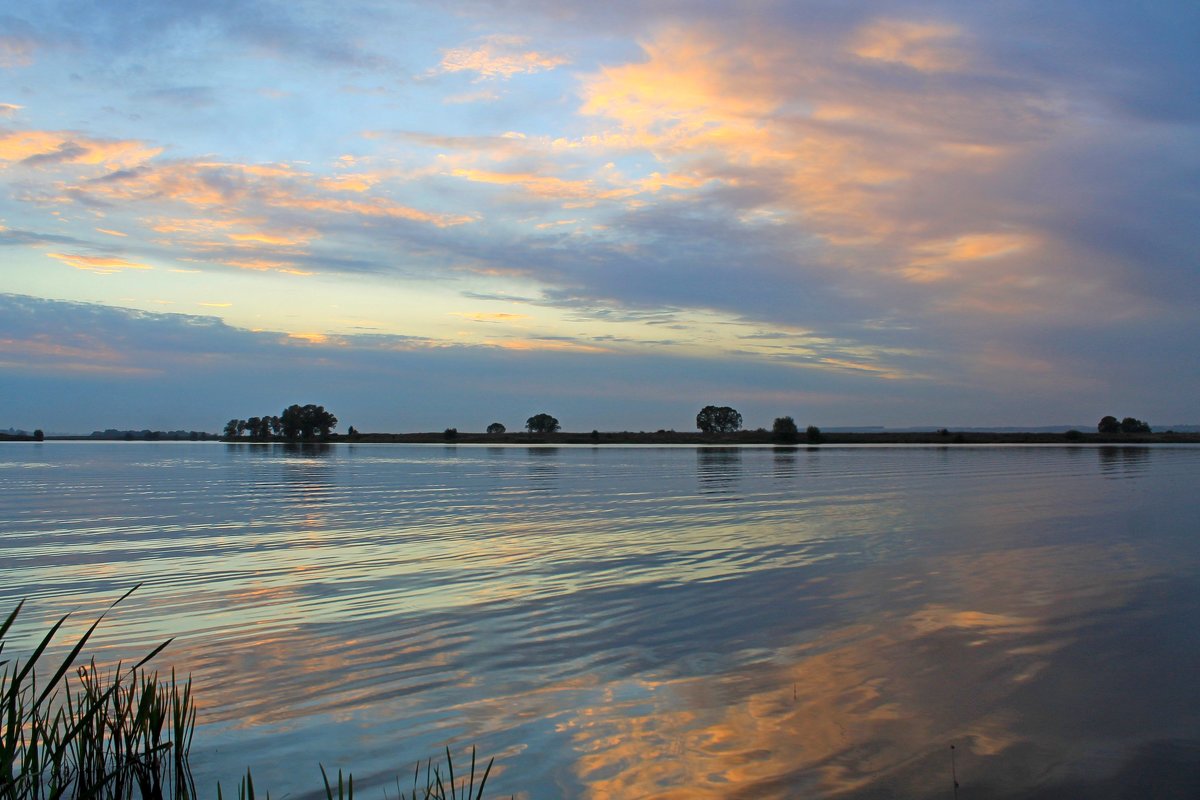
[2,442,1199,798]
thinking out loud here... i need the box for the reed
[1,588,191,800]
[2,593,496,800]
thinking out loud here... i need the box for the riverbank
[326,429,1200,445]
[14,430,1200,445]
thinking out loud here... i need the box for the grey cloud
[20,142,88,166]
[0,228,92,247]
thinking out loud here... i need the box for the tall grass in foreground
[2,592,494,800]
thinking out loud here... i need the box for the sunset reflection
[3,444,1199,798]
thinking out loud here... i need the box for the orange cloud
[851,19,967,73]
[573,24,1047,254]
[439,35,568,80]
[902,233,1033,282]
[70,160,473,228]
[0,130,160,169]
[46,252,153,275]
[227,227,319,247]
[487,338,609,353]
[287,332,329,344]
[216,257,301,273]
[815,357,910,380]
[450,168,631,202]
[318,173,382,193]
[452,312,531,322]
[579,31,777,161]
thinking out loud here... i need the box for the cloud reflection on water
[2,444,1199,798]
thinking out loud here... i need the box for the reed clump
[2,592,493,800]
[1,588,191,800]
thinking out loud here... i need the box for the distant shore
[8,430,1200,445]
[252,430,1200,445]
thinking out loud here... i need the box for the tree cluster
[225,404,338,440]
[1097,415,1151,434]
[525,413,561,434]
[696,405,743,434]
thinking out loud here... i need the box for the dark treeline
[1097,415,1152,434]
[89,429,214,441]
[224,404,338,440]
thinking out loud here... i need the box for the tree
[526,413,560,434]
[33,429,44,441]
[1120,417,1151,434]
[224,419,241,438]
[486,422,506,435]
[1098,415,1120,434]
[806,425,823,444]
[772,416,799,443]
[280,404,338,439]
[696,405,742,434]
[443,427,458,440]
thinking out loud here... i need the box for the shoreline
[334,430,1200,445]
[10,431,1198,445]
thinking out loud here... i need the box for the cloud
[438,35,568,80]
[0,130,161,169]
[46,252,154,274]
[450,168,631,203]
[1,3,1197,429]
[68,158,471,227]
[850,18,967,73]
[0,16,39,68]
[452,312,531,323]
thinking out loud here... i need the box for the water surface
[2,443,1199,798]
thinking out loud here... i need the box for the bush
[805,425,823,444]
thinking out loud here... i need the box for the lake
[2,442,1199,798]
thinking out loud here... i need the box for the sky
[2,1,1197,433]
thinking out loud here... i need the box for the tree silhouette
[772,416,799,443]
[1098,415,1120,434]
[696,405,742,434]
[280,404,338,439]
[487,422,506,435]
[526,413,560,434]
[1120,417,1151,434]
